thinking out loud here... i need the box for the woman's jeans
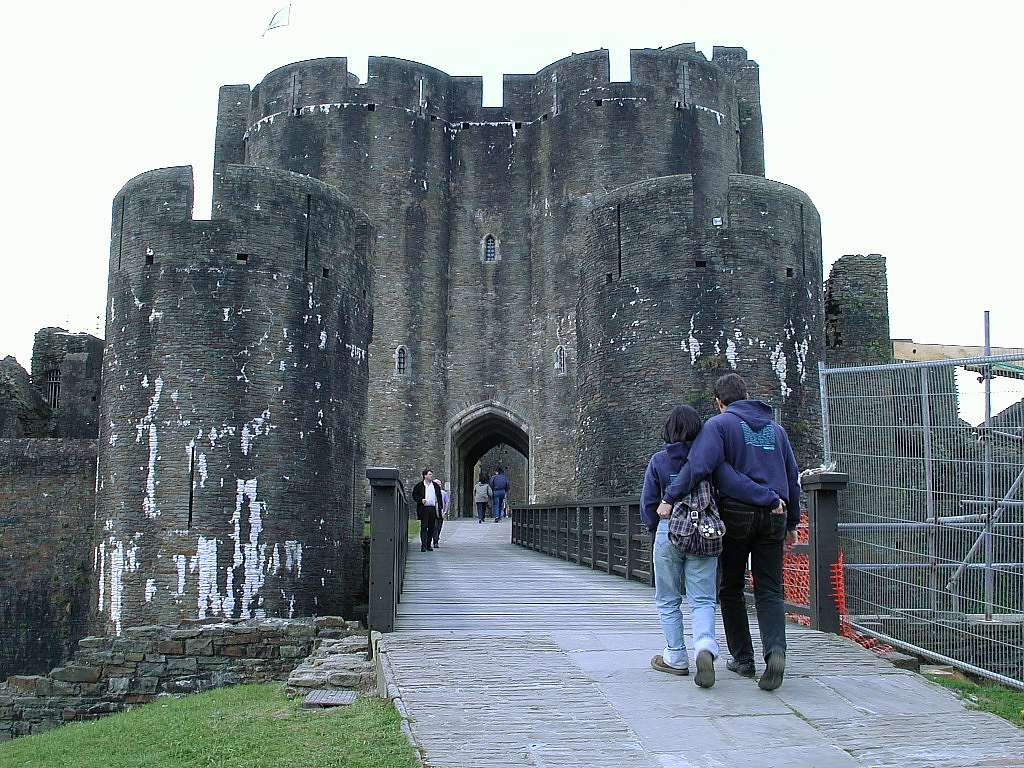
[476,502,488,521]
[653,519,720,668]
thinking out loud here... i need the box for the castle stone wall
[0,439,96,679]
[97,164,373,632]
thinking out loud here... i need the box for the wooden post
[367,468,406,634]
[801,472,849,634]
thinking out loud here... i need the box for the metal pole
[819,361,833,466]
[983,312,995,621]
[920,367,939,612]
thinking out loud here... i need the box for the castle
[1,45,890,675]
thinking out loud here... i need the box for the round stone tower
[575,174,824,496]
[96,164,373,631]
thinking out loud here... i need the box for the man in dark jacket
[656,373,800,691]
[411,468,443,552]
[490,468,510,521]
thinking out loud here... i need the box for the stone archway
[446,401,530,518]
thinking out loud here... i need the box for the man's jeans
[493,490,506,519]
[718,499,787,664]
[653,520,720,669]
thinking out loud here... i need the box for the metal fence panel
[821,356,1023,688]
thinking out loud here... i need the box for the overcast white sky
[0,0,1020,369]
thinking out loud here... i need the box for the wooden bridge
[373,520,1024,768]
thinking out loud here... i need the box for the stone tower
[96,164,373,631]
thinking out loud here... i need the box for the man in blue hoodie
[656,373,801,691]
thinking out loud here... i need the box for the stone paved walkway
[374,520,1024,768]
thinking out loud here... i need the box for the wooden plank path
[374,520,1024,768]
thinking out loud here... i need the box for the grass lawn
[0,683,419,768]
[925,673,1024,729]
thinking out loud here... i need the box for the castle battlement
[111,164,372,280]
[235,46,758,127]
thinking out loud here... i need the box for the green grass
[925,674,1024,728]
[0,683,420,768]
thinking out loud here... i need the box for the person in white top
[412,468,443,552]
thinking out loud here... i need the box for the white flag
[263,4,291,35]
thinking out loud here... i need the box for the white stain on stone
[135,377,164,519]
[694,103,725,124]
[770,344,792,397]
[685,315,701,364]
[197,452,208,488]
[726,338,738,368]
[228,479,265,618]
[319,331,328,350]
[241,409,273,456]
[145,579,157,602]
[97,533,140,635]
[173,555,187,597]
[194,535,223,619]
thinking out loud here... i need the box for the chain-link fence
[821,354,1024,688]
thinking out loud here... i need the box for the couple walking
[641,373,801,691]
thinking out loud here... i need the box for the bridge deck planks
[378,520,1024,768]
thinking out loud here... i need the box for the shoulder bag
[667,480,726,557]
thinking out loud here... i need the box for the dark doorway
[447,402,530,518]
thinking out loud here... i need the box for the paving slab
[376,521,1024,768]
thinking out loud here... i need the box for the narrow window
[145,253,154,266]
[45,370,61,409]
[554,345,567,375]
[483,235,497,262]
[236,253,249,263]
[695,260,707,268]
[395,346,409,375]
[785,266,795,278]
[322,267,330,278]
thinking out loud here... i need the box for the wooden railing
[511,497,653,585]
[511,473,849,634]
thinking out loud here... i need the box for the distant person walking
[433,481,450,548]
[657,374,801,691]
[474,474,493,523]
[412,468,444,553]
[490,468,509,521]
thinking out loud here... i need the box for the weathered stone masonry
[98,164,374,632]
[0,617,360,741]
[0,440,96,680]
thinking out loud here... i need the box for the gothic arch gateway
[446,401,530,518]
